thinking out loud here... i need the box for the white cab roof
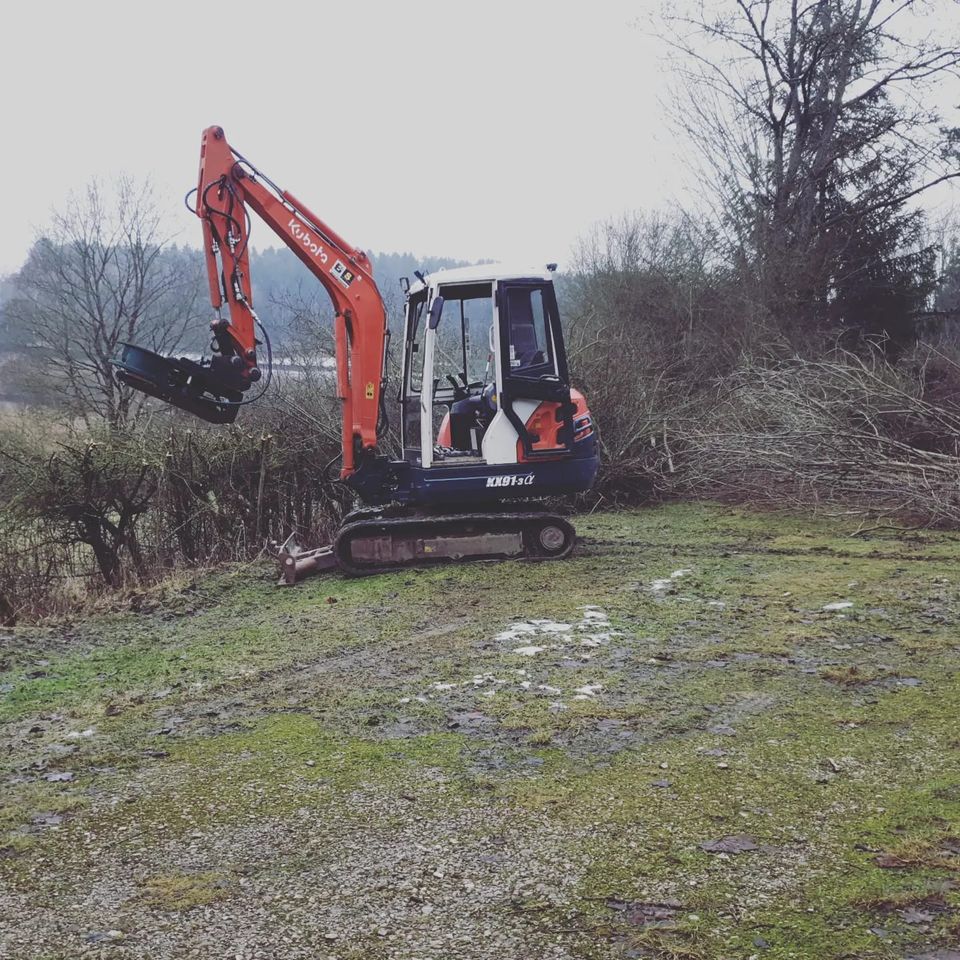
[408,263,555,294]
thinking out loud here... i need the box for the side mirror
[428,295,445,330]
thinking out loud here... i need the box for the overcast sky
[2,1,958,276]
[0,1,686,274]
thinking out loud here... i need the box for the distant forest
[250,247,482,343]
[0,244,474,357]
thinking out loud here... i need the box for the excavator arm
[115,125,388,477]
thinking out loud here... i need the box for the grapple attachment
[112,343,244,424]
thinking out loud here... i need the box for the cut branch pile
[683,352,960,523]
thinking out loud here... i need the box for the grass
[1,502,959,958]
[137,870,235,911]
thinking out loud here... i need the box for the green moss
[85,714,473,846]
[0,780,87,849]
[490,647,959,958]
[138,870,235,911]
[2,503,960,957]
[819,664,887,685]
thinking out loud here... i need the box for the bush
[0,386,346,621]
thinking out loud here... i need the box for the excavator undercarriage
[279,509,575,582]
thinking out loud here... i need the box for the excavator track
[333,511,576,576]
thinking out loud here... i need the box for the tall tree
[5,178,202,427]
[663,0,960,346]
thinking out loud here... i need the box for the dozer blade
[112,343,243,424]
[278,532,339,585]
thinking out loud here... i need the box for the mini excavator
[114,126,599,581]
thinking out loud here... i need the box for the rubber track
[333,512,576,576]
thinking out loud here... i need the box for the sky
[0,1,681,275]
[2,1,959,277]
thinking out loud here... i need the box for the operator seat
[448,394,485,450]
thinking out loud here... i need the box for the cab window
[503,284,555,377]
[407,292,427,392]
[435,283,493,387]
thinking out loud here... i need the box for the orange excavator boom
[195,125,388,475]
[116,125,387,477]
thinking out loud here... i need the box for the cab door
[400,289,427,461]
[400,289,446,468]
[480,279,576,465]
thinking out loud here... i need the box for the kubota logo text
[486,474,535,488]
[288,219,328,263]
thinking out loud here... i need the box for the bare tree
[661,0,960,339]
[6,177,202,428]
[561,212,726,499]
[567,211,734,362]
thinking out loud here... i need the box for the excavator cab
[397,265,598,505]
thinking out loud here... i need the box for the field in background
[0,504,958,959]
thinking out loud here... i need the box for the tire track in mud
[578,535,960,564]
